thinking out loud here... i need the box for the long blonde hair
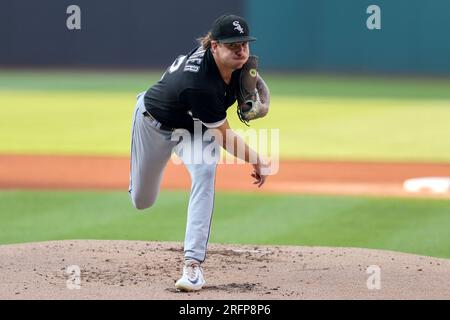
[197,31,213,50]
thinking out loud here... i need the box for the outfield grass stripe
[2,71,450,100]
[0,191,449,259]
[1,90,450,161]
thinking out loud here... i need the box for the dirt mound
[0,240,448,299]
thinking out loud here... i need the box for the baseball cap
[211,14,257,43]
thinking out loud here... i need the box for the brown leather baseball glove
[236,55,270,125]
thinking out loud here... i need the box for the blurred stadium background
[0,0,449,258]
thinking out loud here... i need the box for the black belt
[143,110,175,131]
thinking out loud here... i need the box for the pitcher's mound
[0,240,448,299]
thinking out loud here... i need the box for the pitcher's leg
[182,162,218,262]
[129,96,175,210]
[177,126,220,262]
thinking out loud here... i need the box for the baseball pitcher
[129,14,270,291]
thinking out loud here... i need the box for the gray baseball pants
[129,93,218,262]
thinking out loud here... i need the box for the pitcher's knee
[129,192,157,210]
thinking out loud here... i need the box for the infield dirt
[0,240,449,299]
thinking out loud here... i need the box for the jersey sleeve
[180,88,227,128]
